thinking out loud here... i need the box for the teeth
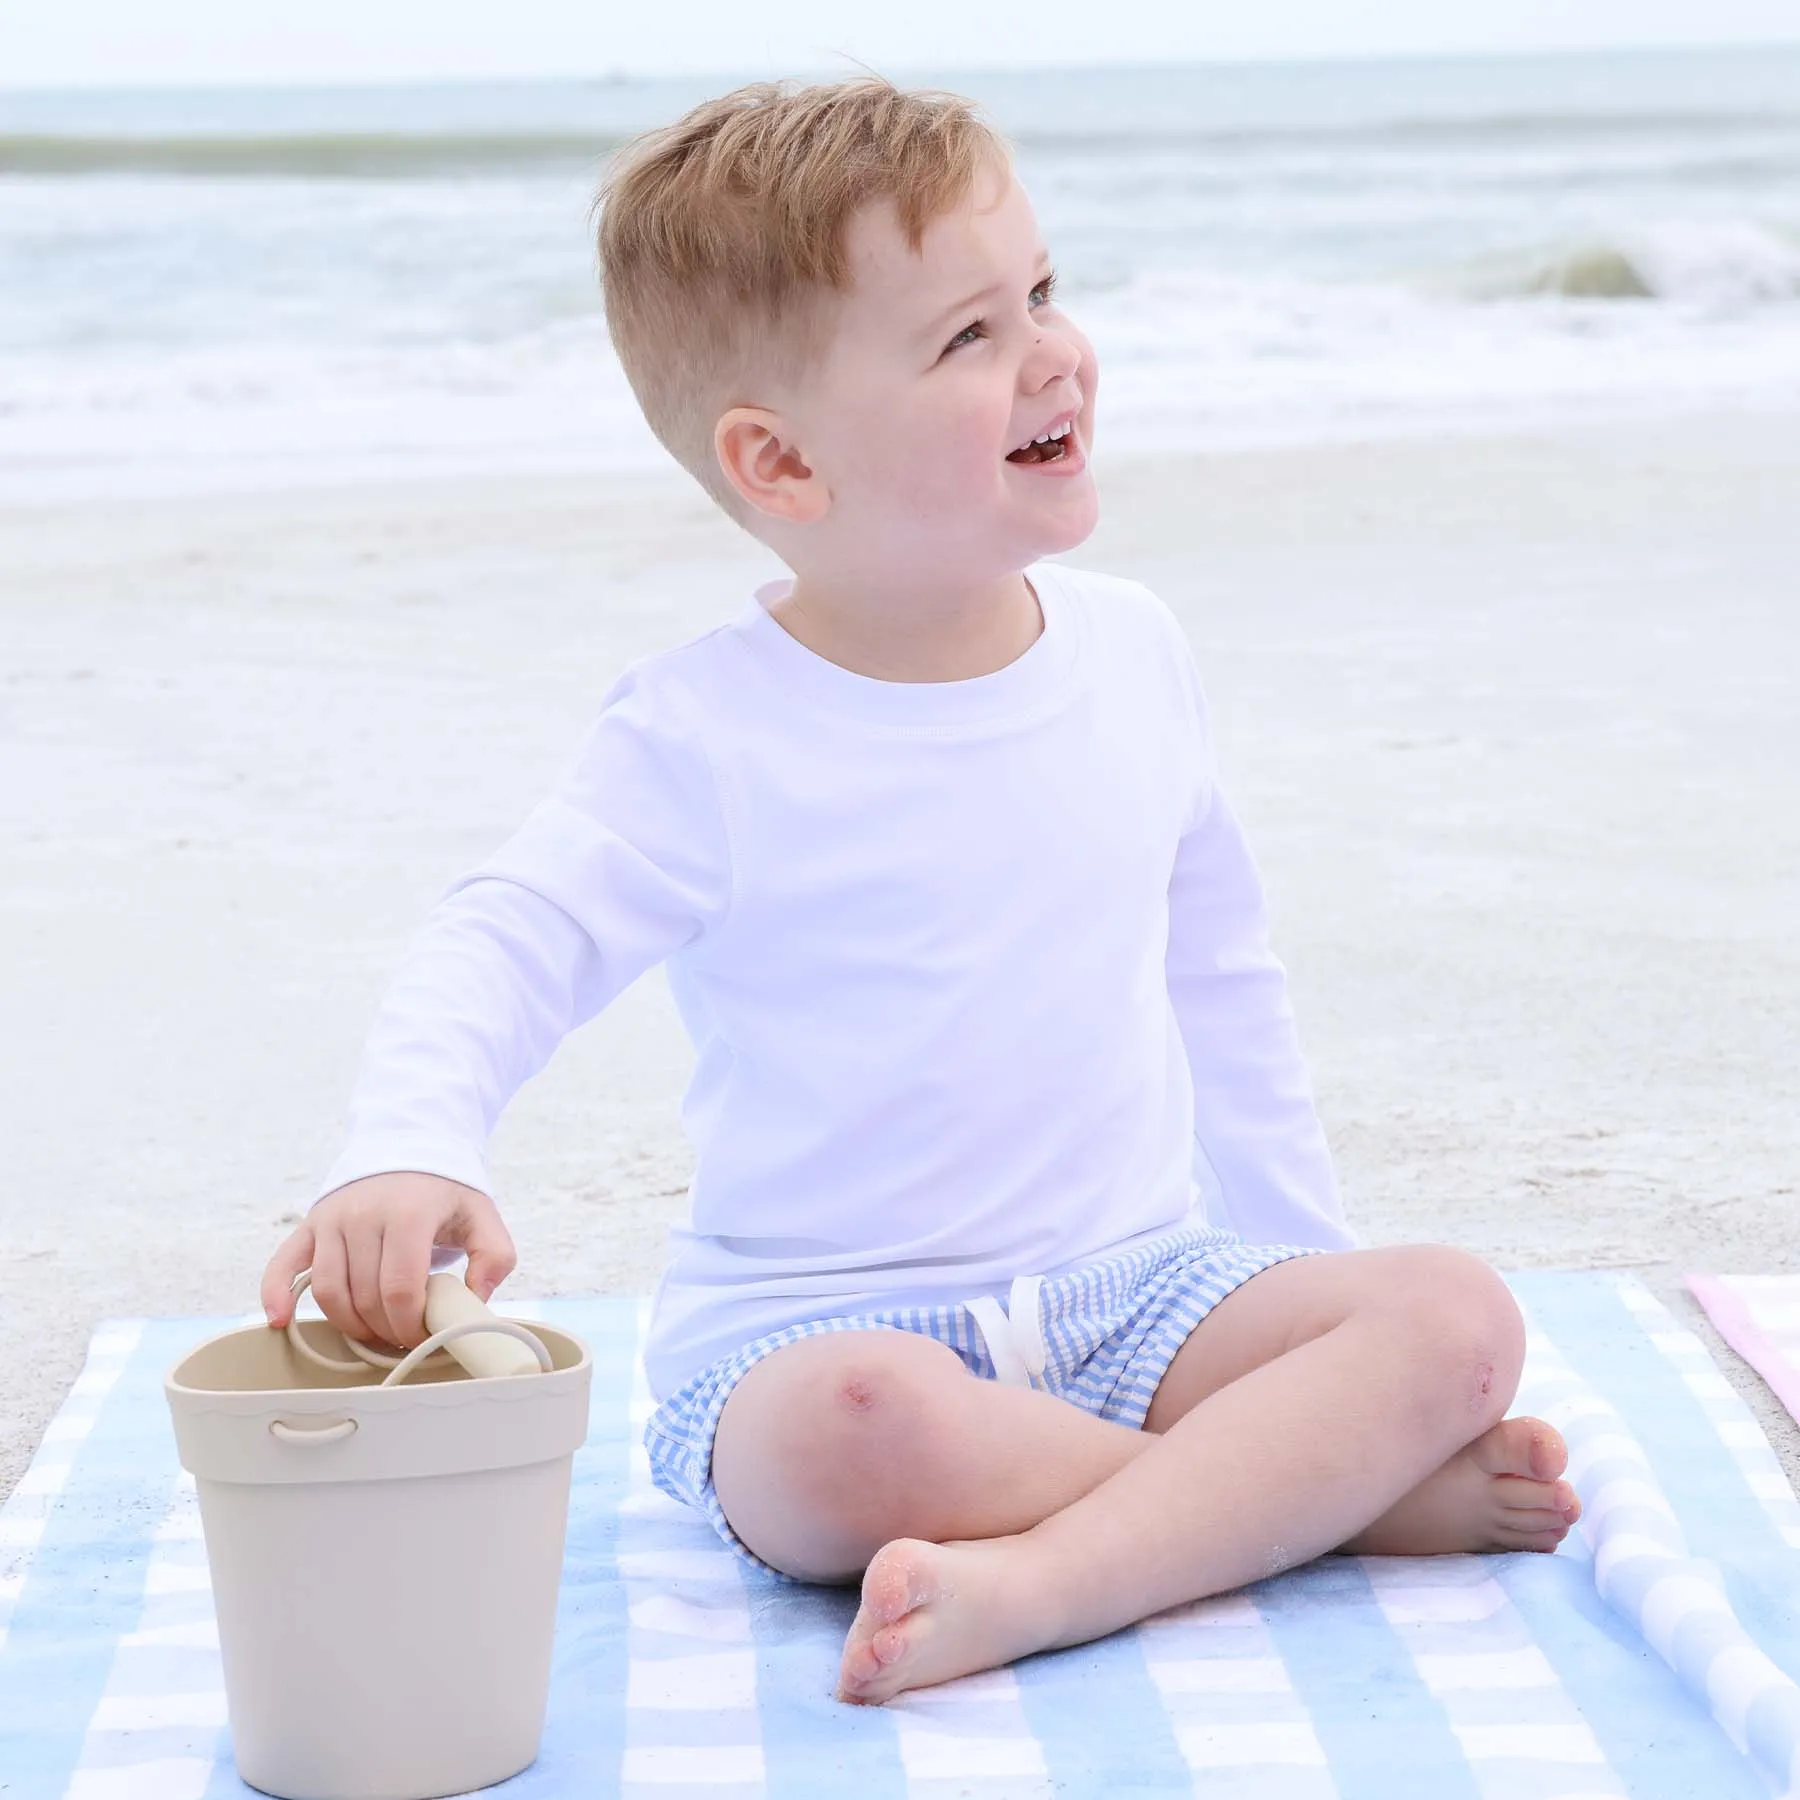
[1013,417,1075,453]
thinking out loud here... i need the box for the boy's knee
[1388,1247,1525,1426]
[713,1331,970,1576]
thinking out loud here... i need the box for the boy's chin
[1024,487,1101,555]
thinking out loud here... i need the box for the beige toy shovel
[285,1268,548,1383]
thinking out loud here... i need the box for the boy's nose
[1026,328,1083,389]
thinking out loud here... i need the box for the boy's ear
[714,407,829,524]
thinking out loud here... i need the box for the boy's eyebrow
[917,250,1054,342]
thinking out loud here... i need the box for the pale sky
[4,0,1800,89]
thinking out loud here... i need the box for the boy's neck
[767,569,1043,684]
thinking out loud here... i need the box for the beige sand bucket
[164,1272,592,1800]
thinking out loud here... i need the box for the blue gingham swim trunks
[642,1221,1330,1579]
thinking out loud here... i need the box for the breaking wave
[6,105,1800,179]
[1431,222,1800,304]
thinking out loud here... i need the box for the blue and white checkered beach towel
[3,1271,1799,1799]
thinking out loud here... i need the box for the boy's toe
[1472,1416,1568,1483]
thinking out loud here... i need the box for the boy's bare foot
[837,1536,1048,1706]
[1338,1414,1582,1557]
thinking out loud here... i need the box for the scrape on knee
[1466,1348,1513,1417]
[835,1375,880,1415]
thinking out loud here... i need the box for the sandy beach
[4,410,1797,1503]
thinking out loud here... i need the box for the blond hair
[594,74,1011,518]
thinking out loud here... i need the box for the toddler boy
[263,76,1581,1705]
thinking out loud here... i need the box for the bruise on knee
[828,1336,965,1429]
[835,1374,881,1416]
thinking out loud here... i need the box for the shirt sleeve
[1162,638,1360,1253]
[313,663,732,1207]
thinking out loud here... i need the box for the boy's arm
[314,878,634,1205]
[316,664,730,1214]
[1161,633,1358,1253]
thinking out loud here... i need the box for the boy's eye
[943,271,1059,355]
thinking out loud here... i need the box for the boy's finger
[261,1223,315,1327]
[461,1205,517,1305]
[309,1225,377,1346]
[347,1222,398,1348]
[376,1216,435,1349]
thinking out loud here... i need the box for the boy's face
[736,160,1100,578]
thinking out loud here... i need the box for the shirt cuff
[312,1136,492,1208]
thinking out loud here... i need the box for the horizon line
[5,36,1800,99]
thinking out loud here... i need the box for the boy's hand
[260,1172,515,1351]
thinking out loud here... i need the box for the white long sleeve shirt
[317,559,1358,1400]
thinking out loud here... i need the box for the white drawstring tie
[965,1274,1048,1389]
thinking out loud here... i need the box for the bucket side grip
[269,1418,359,1446]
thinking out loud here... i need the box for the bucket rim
[162,1316,592,1403]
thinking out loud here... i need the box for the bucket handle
[270,1418,358,1446]
[284,1271,553,1387]
[287,1269,449,1377]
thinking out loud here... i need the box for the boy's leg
[1141,1247,1580,1557]
[836,1245,1554,1703]
[712,1327,1156,1582]
[712,1246,1574,1585]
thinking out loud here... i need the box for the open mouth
[1005,417,1076,465]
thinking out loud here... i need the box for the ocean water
[3,48,1799,498]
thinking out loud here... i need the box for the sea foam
[3,51,1796,498]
